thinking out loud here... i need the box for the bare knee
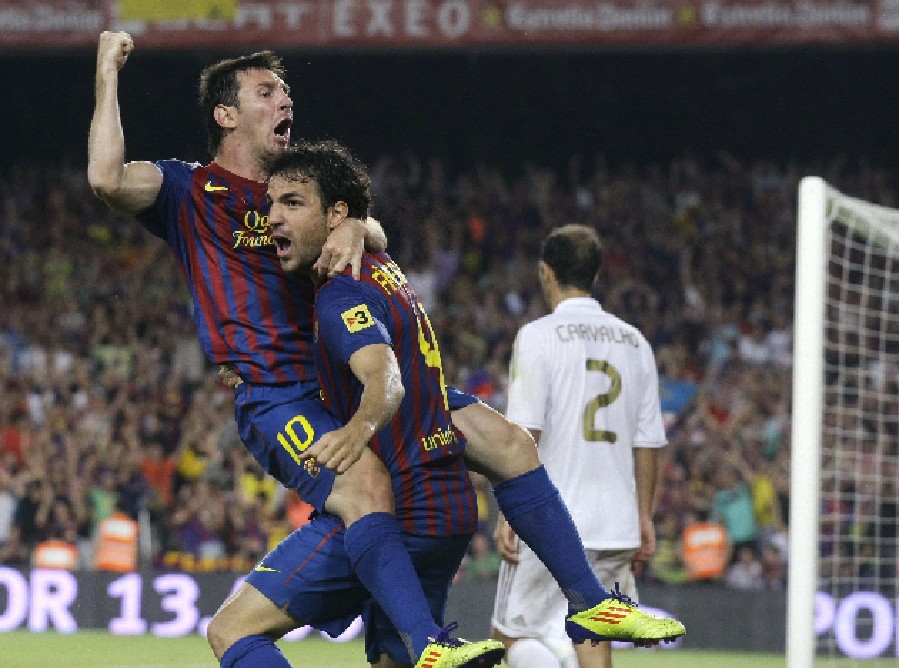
[453,402,540,483]
[207,594,245,659]
[206,611,234,660]
[325,448,394,525]
[207,583,296,660]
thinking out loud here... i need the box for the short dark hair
[264,140,371,219]
[198,51,286,157]
[541,224,603,290]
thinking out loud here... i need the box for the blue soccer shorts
[234,381,339,513]
[246,513,473,664]
[235,383,479,512]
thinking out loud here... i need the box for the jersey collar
[554,296,603,314]
[207,161,268,193]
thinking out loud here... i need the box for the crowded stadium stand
[2,151,890,584]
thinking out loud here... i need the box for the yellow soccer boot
[414,622,506,668]
[565,583,686,647]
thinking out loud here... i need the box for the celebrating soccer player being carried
[223,138,509,667]
[215,140,508,668]
[88,31,684,667]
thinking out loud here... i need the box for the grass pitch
[3,630,894,667]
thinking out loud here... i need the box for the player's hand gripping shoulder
[314,217,387,279]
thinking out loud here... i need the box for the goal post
[789,177,899,666]
[788,176,828,668]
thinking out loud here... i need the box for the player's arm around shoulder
[316,217,387,279]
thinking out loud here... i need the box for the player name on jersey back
[554,323,640,346]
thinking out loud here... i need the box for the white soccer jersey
[506,297,666,549]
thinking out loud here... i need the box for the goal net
[789,177,899,667]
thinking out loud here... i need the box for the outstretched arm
[302,343,404,474]
[87,31,162,215]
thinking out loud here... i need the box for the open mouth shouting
[273,231,292,259]
[274,116,292,146]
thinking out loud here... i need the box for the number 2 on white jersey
[583,358,621,443]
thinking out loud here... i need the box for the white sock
[506,638,563,668]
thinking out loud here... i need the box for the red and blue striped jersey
[314,252,477,537]
[136,160,316,386]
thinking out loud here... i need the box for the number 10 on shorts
[276,415,315,465]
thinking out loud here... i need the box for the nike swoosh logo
[254,565,279,572]
[205,181,229,192]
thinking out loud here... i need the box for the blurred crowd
[1,153,897,593]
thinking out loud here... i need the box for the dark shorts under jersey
[446,386,481,411]
[246,514,472,664]
[234,381,339,513]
